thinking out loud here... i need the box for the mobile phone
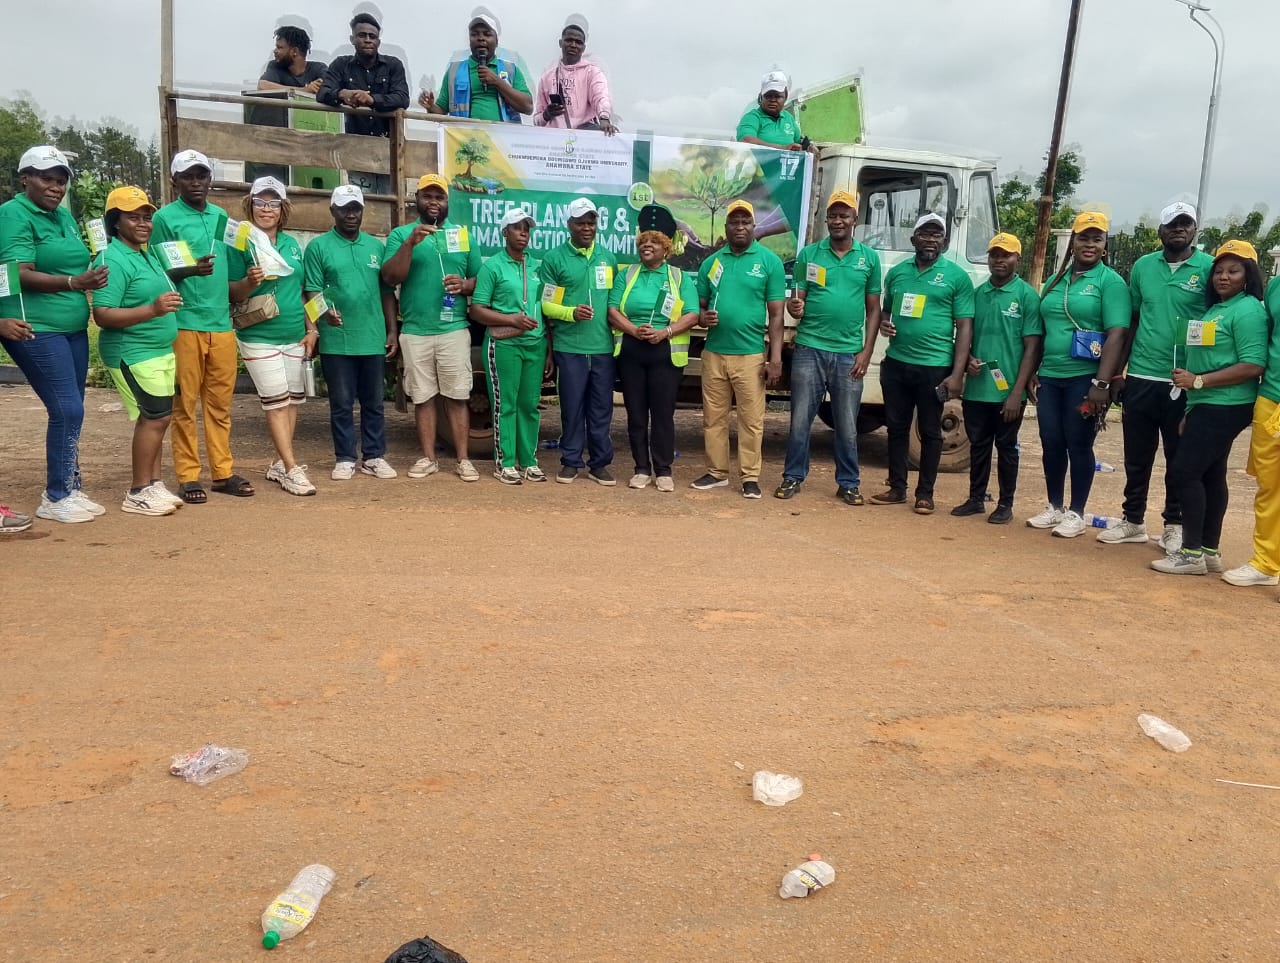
[934,384,949,402]
[549,93,565,107]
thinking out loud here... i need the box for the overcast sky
[2,0,1271,228]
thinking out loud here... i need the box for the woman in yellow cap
[93,186,185,516]
[227,176,317,496]
[1026,211,1129,538]
[606,204,700,492]
[1152,240,1268,575]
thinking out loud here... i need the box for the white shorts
[399,328,473,403]
[238,340,307,410]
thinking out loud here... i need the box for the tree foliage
[995,149,1084,278]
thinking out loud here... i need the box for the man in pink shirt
[534,16,616,134]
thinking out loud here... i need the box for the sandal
[211,474,255,497]
[179,482,207,505]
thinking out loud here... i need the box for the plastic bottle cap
[807,853,822,862]
[263,930,281,949]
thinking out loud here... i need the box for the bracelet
[67,276,77,292]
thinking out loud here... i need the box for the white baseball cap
[18,145,73,176]
[760,70,789,95]
[250,176,288,199]
[170,149,212,175]
[563,12,588,38]
[331,184,365,207]
[469,7,500,33]
[1160,202,1197,226]
[500,207,534,229]
[566,197,597,219]
[914,212,947,232]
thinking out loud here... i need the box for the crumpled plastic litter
[384,933,470,963]
[753,770,803,806]
[168,744,249,786]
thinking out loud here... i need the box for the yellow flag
[304,293,330,322]
[542,283,566,304]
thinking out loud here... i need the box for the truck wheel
[433,390,495,459]
[908,399,971,472]
[818,402,884,436]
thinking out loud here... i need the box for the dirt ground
[2,384,1278,963]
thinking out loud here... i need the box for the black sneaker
[588,466,616,487]
[837,486,863,506]
[987,504,1014,525]
[556,466,579,484]
[742,481,762,499]
[868,489,907,505]
[774,478,802,499]
[950,498,985,517]
[690,473,729,490]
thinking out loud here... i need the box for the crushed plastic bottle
[1083,513,1121,529]
[779,855,835,898]
[168,744,249,785]
[1095,461,1117,473]
[262,864,336,949]
[752,770,803,806]
[1137,713,1192,753]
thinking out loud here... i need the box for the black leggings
[1166,402,1254,552]
[616,336,682,476]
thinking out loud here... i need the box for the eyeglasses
[252,198,282,210]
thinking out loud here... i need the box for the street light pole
[1173,0,1225,225]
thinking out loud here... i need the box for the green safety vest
[613,263,690,368]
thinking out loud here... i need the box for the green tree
[1197,209,1280,275]
[683,167,753,245]
[996,149,1084,278]
[454,138,490,180]
[0,95,49,202]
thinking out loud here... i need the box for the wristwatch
[1090,378,1110,390]
[1192,374,1204,390]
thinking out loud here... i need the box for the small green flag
[0,261,19,299]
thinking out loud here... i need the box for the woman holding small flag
[227,176,317,496]
[0,145,109,524]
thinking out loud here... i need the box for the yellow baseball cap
[105,186,156,213]
[987,232,1022,255]
[1214,239,1258,263]
[827,190,860,211]
[416,173,449,194]
[726,199,754,218]
[1072,211,1109,234]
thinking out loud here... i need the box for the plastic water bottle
[1095,461,1117,472]
[779,855,835,899]
[261,864,336,949]
[1082,513,1120,529]
[1137,714,1192,753]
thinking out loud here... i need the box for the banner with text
[438,124,813,272]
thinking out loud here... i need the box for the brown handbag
[230,292,280,330]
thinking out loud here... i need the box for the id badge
[441,292,456,322]
[900,293,926,318]
[661,293,678,320]
[1186,319,1217,346]
[595,264,613,290]
[989,366,1010,392]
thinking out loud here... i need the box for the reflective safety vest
[613,263,690,368]
[446,58,522,124]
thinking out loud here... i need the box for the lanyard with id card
[594,263,613,290]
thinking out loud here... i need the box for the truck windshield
[856,168,955,253]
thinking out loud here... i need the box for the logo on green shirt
[1004,301,1022,319]
[367,253,380,268]
[746,263,765,278]
[929,272,947,286]
[1180,274,1203,292]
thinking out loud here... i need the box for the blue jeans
[321,353,387,462]
[783,345,864,489]
[555,351,615,470]
[3,330,88,500]
[1036,374,1098,514]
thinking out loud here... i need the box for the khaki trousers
[701,350,765,481]
[172,329,237,483]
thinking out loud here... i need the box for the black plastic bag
[384,933,469,963]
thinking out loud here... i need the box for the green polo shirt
[0,194,91,334]
[696,241,786,355]
[94,241,178,368]
[1038,261,1129,379]
[964,276,1044,403]
[149,198,230,333]
[228,231,306,345]
[1184,292,1268,409]
[471,249,544,347]
[793,238,882,354]
[1261,276,1280,403]
[302,229,390,356]
[608,263,698,329]
[385,220,482,337]
[736,106,802,147]
[438,58,531,122]
[882,256,976,367]
[1127,248,1214,379]
[539,241,618,355]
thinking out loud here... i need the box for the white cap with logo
[1159,202,1197,226]
[171,149,212,175]
[500,206,534,229]
[566,197,597,219]
[469,6,500,33]
[18,145,73,175]
[250,176,288,199]
[760,70,789,95]
[331,184,365,207]
[914,212,947,232]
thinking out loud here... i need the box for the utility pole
[1029,0,1086,287]
[1173,0,1224,227]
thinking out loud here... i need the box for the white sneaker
[1159,524,1184,554]
[629,473,652,490]
[1151,550,1207,575]
[1222,562,1280,587]
[523,465,548,483]
[1026,505,1064,529]
[1097,520,1147,544]
[265,460,287,485]
[456,459,480,482]
[36,494,95,524]
[494,466,523,485]
[121,489,177,517]
[280,465,316,496]
[408,457,440,479]
[68,489,106,517]
[1202,551,1224,574]
[655,476,674,493]
[361,457,398,479]
[1052,510,1087,538]
[331,460,357,480]
[146,481,184,508]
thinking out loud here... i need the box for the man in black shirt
[258,25,325,93]
[316,12,410,139]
